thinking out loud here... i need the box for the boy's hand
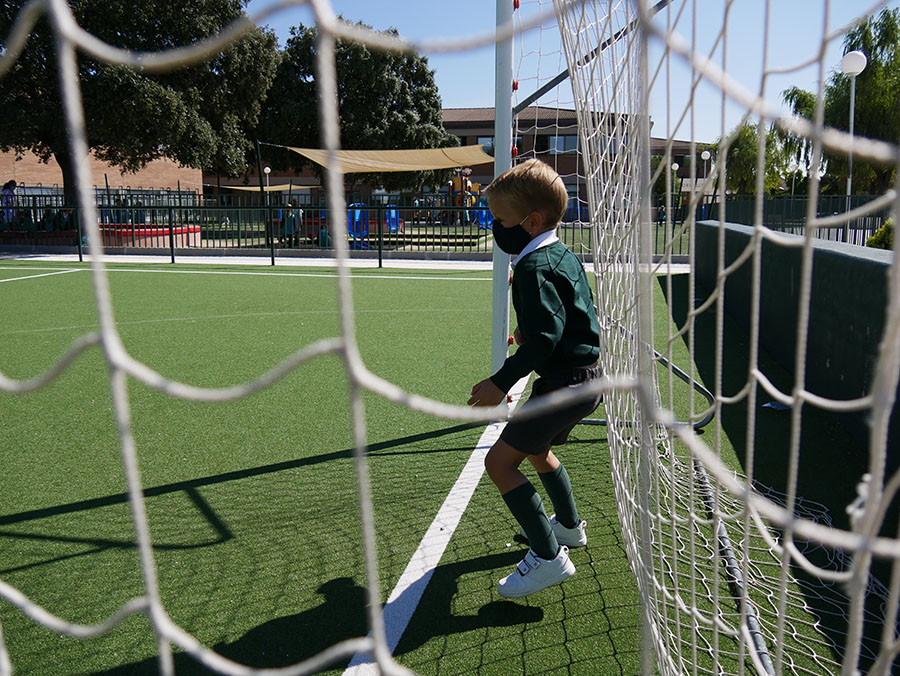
[468,378,506,407]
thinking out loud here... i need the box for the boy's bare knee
[528,448,558,473]
[485,440,527,487]
[483,446,506,480]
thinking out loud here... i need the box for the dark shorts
[499,363,603,455]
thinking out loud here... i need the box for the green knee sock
[538,464,579,528]
[502,482,558,560]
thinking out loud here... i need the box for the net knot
[845,473,873,530]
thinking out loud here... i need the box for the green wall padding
[695,221,896,465]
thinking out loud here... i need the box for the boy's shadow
[94,550,540,674]
[214,576,365,667]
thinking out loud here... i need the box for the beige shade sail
[286,144,494,172]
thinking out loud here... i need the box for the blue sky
[245,0,899,143]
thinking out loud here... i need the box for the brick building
[1,107,705,202]
[0,151,202,195]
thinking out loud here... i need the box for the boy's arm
[489,332,555,392]
[489,267,565,392]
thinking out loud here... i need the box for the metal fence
[651,193,892,254]
[0,194,892,262]
[13,186,201,210]
[0,203,498,256]
[702,194,892,246]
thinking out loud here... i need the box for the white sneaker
[520,515,588,548]
[497,546,575,598]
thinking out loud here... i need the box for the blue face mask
[491,216,532,255]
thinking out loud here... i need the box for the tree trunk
[876,167,894,196]
[53,143,86,208]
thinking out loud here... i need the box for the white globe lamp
[840,50,866,240]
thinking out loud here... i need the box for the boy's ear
[524,210,545,235]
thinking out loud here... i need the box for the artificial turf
[0,258,869,675]
[1,260,641,676]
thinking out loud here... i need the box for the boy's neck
[513,227,560,266]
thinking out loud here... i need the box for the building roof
[442,106,702,156]
[442,105,579,124]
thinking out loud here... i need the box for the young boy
[468,158,602,598]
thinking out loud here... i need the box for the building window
[478,135,522,152]
[549,135,578,154]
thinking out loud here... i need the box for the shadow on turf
[0,423,483,575]
[0,486,233,575]
[91,551,541,675]
[662,274,895,671]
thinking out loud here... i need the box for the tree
[782,8,900,195]
[711,122,788,195]
[780,86,818,179]
[0,0,279,203]
[255,21,459,193]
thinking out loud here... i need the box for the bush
[867,217,894,249]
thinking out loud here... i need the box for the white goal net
[3,0,900,675]
[520,0,900,674]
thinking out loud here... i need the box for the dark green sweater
[491,241,600,393]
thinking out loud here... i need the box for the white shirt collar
[511,228,559,268]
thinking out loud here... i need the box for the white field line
[97,268,492,282]
[342,375,531,676]
[0,265,491,282]
[0,266,75,272]
[0,254,495,271]
[0,269,80,283]
[1,308,487,337]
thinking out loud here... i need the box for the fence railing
[0,204,501,255]
[657,193,891,251]
[13,187,201,210]
[0,195,892,261]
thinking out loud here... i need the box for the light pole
[263,165,272,247]
[841,50,866,242]
[700,151,711,219]
[671,162,680,224]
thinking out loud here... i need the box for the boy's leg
[529,450,580,529]
[485,439,575,598]
[484,440,558,561]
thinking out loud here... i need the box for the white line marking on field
[0,269,79,283]
[0,266,73,272]
[342,376,530,676]
[1,307,487,337]
[1,254,495,271]
[97,268,492,282]
[0,266,490,282]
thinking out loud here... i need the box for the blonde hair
[484,159,568,228]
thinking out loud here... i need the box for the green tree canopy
[255,20,459,193]
[710,122,788,195]
[781,7,900,194]
[0,0,279,202]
